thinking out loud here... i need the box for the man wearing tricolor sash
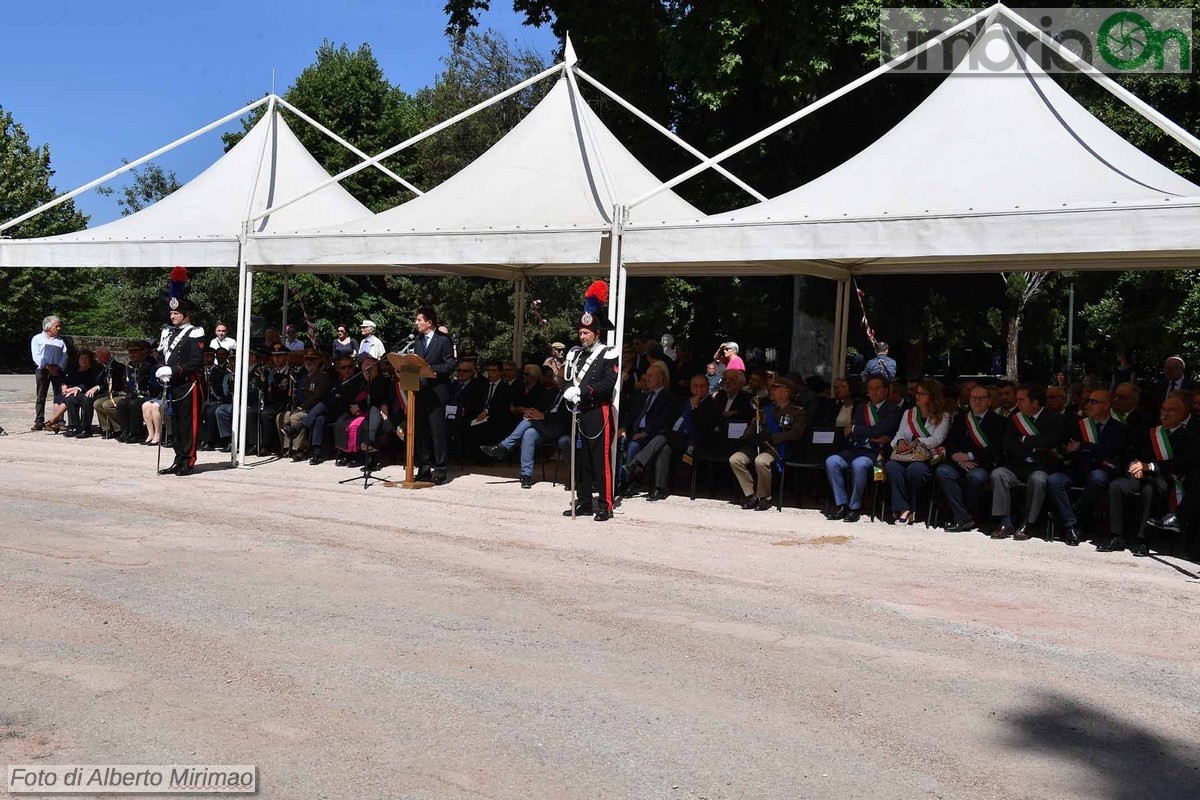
[1046,390,1127,546]
[935,385,1007,532]
[1110,382,1150,430]
[989,384,1065,540]
[1100,392,1191,557]
[823,376,901,523]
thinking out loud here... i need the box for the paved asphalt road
[1,378,1197,799]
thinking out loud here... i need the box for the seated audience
[989,384,1066,540]
[618,363,678,492]
[1111,382,1150,429]
[695,368,754,451]
[116,341,158,443]
[279,350,333,462]
[936,384,1007,532]
[729,375,806,510]
[824,376,902,523]
[1046,389,1127,546]
[882,378,950,524]
[994,381,1017,417]
[625,374,710,501]
[59,350,104,436]
[90,346,126,440]
[1045,384,1068,415]
[480,368,570,488]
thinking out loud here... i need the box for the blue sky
[0,0,557,226]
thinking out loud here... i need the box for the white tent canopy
[0,109,370,269]
[622,19,1200,277]
[247,72,702,277]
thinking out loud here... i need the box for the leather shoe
[843,509,861,523]
[309,455,326,466]
[1013,524,1032,541]
[945,520,975,533]
[1148,513,1182,533]
[593,508,612,522]
[563,502,594,517]
[31,422,45,431]
[755,497,773,511]
[1062,526,1081,547]
[824,505,848,521]
[158,462,181,476]
[335,456,348,467]
[480,444,506,460]
[520,475,532,489]
[175,464,194,476]
[1130,541,1150,557]
[76,431,92,439]
[63,429,78,438]
[990,525,1014,540]
[432,472,448,486]
[646,489,663,501]
[1095,537,1125,553]
[741,494,758,510]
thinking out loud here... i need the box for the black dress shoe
[309,455,326,466]
[594,508,612,522]
[520,475,532,489]
[843,509,861,523]
[76,431,92,439]
[432,472,448,486]
[755,497,773,511]
[990,525,1014,540]
[63,429,78,438]
[415,468,433,482]
[1013,524,1032,541]
[945,520,975,533]
[480,444,506,460]
[646,489,662,501]
[563,503,594,517]
[1148,513,1182,533]
[1062,526,1081,546]
[158,462,181,476]
[824,505,848,521]
[31,422,45,431]
[741,494,758,510]
[279,447,291,459]
[335,456,348,467]
[219,443,232,453]
[1130,541,1150,557]
[199,442,214,451]
[175,464,194,476]
[628,461,645,483]
[1095,537,1125,553]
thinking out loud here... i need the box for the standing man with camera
[30,315,69,431]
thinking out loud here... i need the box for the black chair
[776,428,843,511]
[688,420,745,501]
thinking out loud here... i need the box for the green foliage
[0,105,93,350]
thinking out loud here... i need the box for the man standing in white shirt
[30,315,69,431]
[283,325,305,351]
[208,322,237,353]
[357,320,385,361]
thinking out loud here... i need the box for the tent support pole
[627,6,996,210]
[572,68,766,203]
[249,61,565,226]
[273,96,424,195]
[831,279,845,380]
[612,263,629,498]
[231,237,249,465]
[608,205,627,502]
[0,96,272,233]
[512,277,527,365]
[838,278,852,379]
[236,266,255,467]
[281,273,289,333]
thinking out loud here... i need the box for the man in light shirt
[357,320,385,361]
[209,323,237,352]
[284,325,305,351]
[30,315,69,431]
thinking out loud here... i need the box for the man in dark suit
[1150,356,1197,410]
[618,362,677,494]
[1111,382,1152,431]
[989,383,1065,540]
[694,368,754,451]
[823,375,902,523]
[413,305,456,484]
[935,384,1008,532]
[1101,391,1192,556]
[1046,389,1127,545]
[468,360,511,456]
[481,366,571,488]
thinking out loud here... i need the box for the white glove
[155,366,173,382]
[563,386,581,404]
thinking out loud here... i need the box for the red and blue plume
[168,266,188,299]
[583,280,608,314]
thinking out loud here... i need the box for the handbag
[890,440,932,463]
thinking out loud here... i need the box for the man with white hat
[357,320,385,362]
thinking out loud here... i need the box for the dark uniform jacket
[96,359,128,398]
[1001,408,1065,475]
[162,324,204,386]
[297,368,332,412]
[740,400,807,458]
[696,389,755,437]
[943,409,1008,470]
[569,344,618,411]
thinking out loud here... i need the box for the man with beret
[729,375,807,510]
[157,297,206,475]
[279,349,332,461]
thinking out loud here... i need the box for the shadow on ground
[1006,692,1199,799]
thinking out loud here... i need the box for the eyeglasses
[1087,398,1106,405]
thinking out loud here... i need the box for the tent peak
[564,33,578,67]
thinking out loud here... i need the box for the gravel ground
[1,375,1198,799]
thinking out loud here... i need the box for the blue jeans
[825,452,875,510]
[935,463,991,525]
[884,459,932,513]
[501,419,565,477]
[1048,468,1110,528]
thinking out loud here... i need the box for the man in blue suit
[413,305,457,485]
[824,376,901,523]
[1047,389,1127,546]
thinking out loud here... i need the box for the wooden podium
[386,353,436,489]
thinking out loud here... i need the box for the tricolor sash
[1013,412,1040,437]
[1112,410,1128,425]
[966,414,990,449]
[864,403,879,426]
[1150,426,1184,510]
[1079,418,1099,445]
[906,407,931,439]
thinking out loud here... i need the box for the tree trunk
[1005,313,1020,381]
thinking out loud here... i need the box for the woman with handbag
[884,378,950,524]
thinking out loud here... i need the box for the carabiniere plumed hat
[577,280,613,333]
[166,266,195,315]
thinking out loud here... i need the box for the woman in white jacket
[884,378,950,524]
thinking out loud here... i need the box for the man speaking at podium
[413,305,456,485]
